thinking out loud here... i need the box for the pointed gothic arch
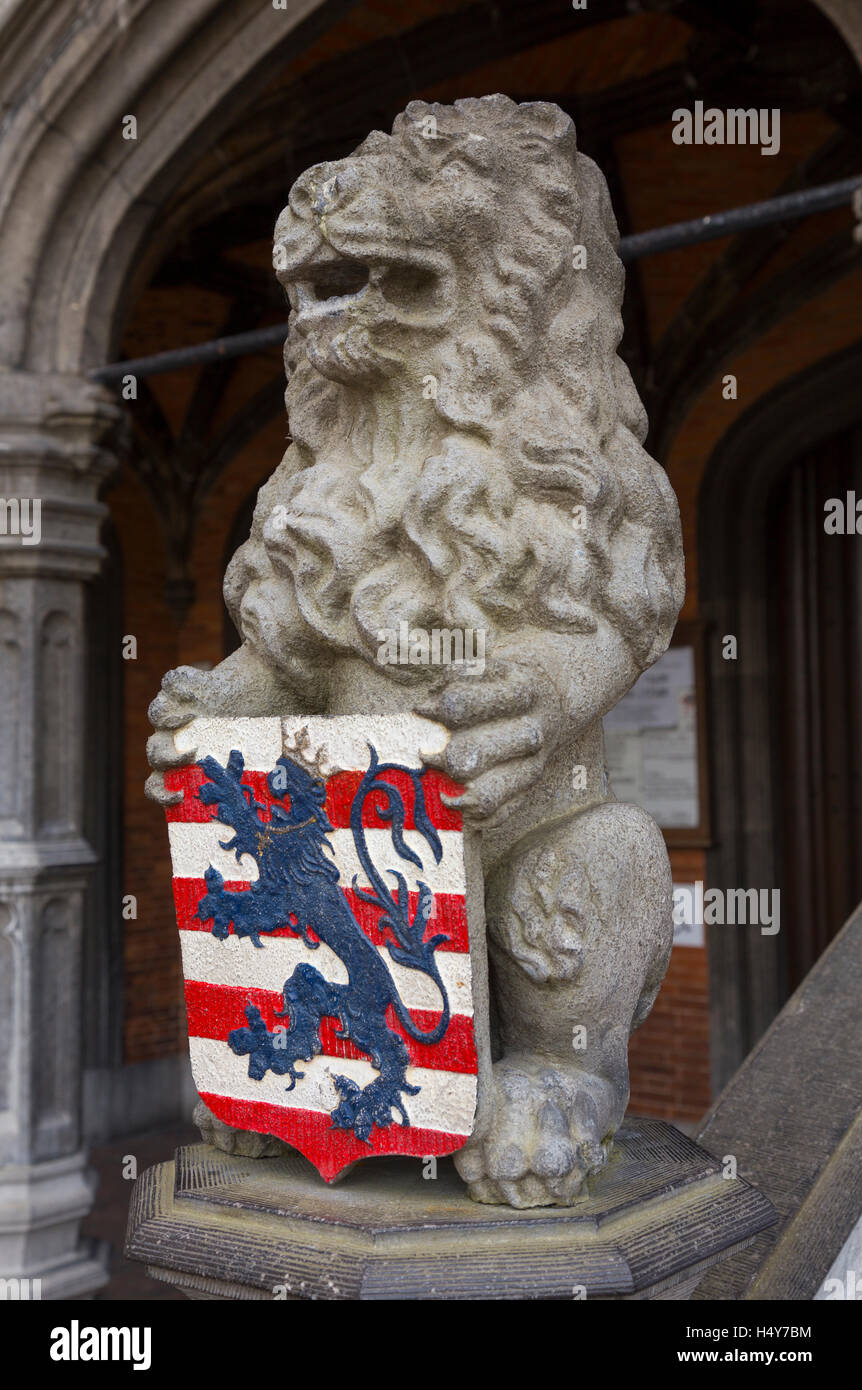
[699,341,862,1090]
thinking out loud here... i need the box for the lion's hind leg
[195,965,336,1158]
[329,1010,418,1142]
[456,801,673,1208]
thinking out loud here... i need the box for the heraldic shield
[163,714,480,1181]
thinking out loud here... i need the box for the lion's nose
[289,161,363,223]
[287,164,348,220]
[312,173,342,216]
[313,163,363,218]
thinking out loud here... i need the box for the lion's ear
[353,129,390,157]
[394,102,437,139]
[518,101,577,148]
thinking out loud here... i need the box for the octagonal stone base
[125,1118,775,1300]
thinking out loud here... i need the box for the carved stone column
[0,371,120,1298]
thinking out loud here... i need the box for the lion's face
[274,144,454,383]
[239,97,683,678]
[273,99,577,384]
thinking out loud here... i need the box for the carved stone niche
[128,96,774,1299]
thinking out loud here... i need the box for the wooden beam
[646,132,862,456]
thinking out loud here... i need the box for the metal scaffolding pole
[89,174,862,384]
[617,172,862,262]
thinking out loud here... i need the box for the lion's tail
[390,978,450,1046]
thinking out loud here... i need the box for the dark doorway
[700,344,862,1091]
[767,431,862,991]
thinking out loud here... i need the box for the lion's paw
[453,1060,613,1208]
[193,1100,288,1159]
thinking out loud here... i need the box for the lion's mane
[226,95,683,680]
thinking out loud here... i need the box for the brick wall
[111,420,278,1060]
[630,851,710,1123]
[110,461,185,1063]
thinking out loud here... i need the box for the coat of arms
[164,716,478,1180]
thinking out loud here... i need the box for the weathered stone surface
[147,95,685,1209]
[124,1120,776,1300]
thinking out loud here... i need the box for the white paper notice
[604,647,699,828]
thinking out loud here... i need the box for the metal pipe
[89,174,862,384]
[90,321,292,383]
[618,172,862,263]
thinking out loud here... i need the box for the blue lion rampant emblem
[193,747,451,1143]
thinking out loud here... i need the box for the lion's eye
[380,264,438,305]
[308,263,369,300]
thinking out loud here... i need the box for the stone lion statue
[148,94,684,1208]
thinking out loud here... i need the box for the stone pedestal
[125,1118,775,1300]
[0,371,119,1297]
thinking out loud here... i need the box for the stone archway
[0,0,348,373]
[812,0,862,68]
[0,0,344,1299]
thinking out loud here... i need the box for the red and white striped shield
[163,715,479,1181]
